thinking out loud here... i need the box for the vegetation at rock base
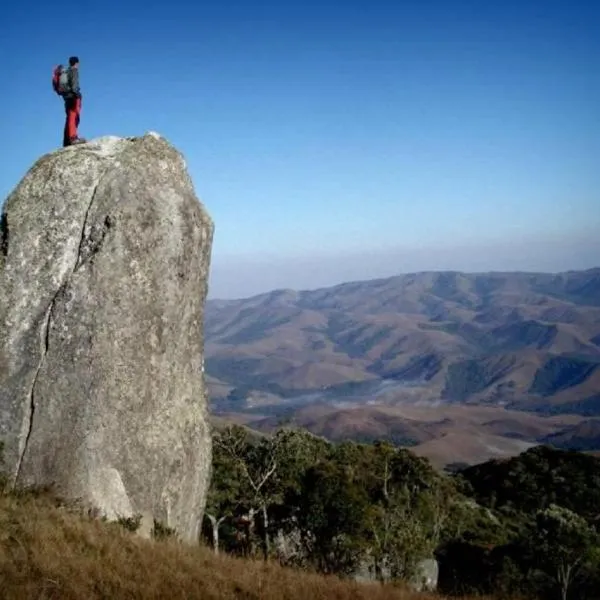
[0,440,438,600]
[205,426,600,600]
[0,488,439,600]
[1,435,600,599]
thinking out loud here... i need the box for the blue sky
[1,0,598,298]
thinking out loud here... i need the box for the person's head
[69,56,79,68]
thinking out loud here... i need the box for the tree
[272,428,330,493]
[529,504,599,600]
[420,475,466,546]
[213,425,285,560]
[368,488,433,582]
[204,430,246,554]
[295,459,371,575]
[365,442,443,583]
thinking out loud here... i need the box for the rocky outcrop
[0,133,214,543]
[352,555,438,591]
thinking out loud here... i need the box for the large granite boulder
[0,133,214,543]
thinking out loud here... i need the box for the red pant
[63,96,81,146]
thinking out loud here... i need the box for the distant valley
[204,268,600,467]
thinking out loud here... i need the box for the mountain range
[204,268,600,466]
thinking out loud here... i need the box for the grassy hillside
[0,488,437,600]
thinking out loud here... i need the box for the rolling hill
[539,418,600,451]
[204,268,600,463]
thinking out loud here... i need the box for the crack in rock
[76,214,114,271]
[0,212,8,258]
[0,211,8,271]
[14,292,59,484]
[13,169,111,486]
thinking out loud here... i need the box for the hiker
[52,56,86,147]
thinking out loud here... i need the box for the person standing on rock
[53,56,86,147]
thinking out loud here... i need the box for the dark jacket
[66,66,81,98]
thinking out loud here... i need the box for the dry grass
[0,489,457,600]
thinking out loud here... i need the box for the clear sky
[1,0,598,298]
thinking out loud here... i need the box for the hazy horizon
[208,228,600,299]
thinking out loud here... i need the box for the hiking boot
[70,137,87,145]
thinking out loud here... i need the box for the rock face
[0,133,214,543]
[412,558,439,592]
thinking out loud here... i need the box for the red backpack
[52,65,70,96]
